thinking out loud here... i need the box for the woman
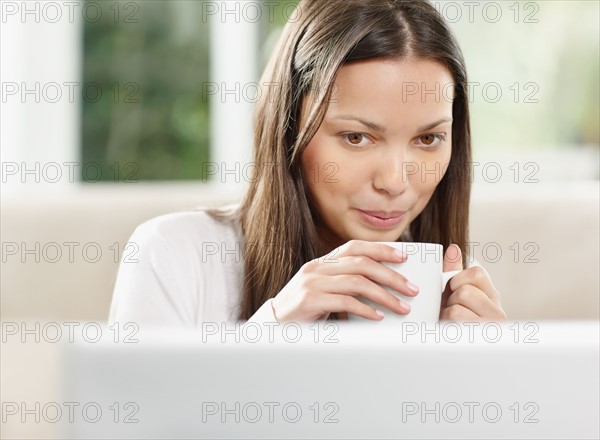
[109,0,506,327]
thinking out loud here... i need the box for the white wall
[1,0,81,194]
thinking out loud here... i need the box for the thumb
[443,243,463,273]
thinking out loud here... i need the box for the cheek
[300,137,324,191]
[301,133,364,196]
[300,143,316,179]
[411,146,452,195]
[300,135,334,203]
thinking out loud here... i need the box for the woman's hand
[271,240,420,322]
[440,244,507,321]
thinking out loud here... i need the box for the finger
[321,274,411,315]
[328,240,420,297]
[446,285,505,319]
[439,304,479,321]
[320,293,386,321]
[447,266,501,304]
[443,243,463,273]
[316,255,420,299]
[334,240,409,264]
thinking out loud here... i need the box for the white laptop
[58,321,599,439]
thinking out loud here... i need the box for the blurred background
[1,1,598,438]
[1,0,598,322]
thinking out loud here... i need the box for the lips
[358,209,406,219]
[356,209,405,229]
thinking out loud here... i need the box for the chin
[351,228,403,243]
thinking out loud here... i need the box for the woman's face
[300,57,454,252]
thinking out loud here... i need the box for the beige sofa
[1,181,598,321]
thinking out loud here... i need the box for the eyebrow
[330,115,453,133]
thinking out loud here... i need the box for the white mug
[347,242,461,323]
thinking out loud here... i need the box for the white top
[109,208,278,327]
[108,208,479,327]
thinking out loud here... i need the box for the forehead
[326,57,454,130]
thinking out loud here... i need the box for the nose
[372,148,411,197]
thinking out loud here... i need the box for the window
[82,1,210,181]
[446,0,599,152]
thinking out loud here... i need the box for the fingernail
[407,282,419,293]
[375,309,385,318]
[399,300,411,312]
[395,250,407,259]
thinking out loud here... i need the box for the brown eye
[420,134,435,145]
[347,133,364,145]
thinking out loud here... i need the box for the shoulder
[130,207,242,250]
[109,207,244,326]
[122,207,245,272]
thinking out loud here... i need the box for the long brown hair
[208,0,472,320]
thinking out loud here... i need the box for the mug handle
[441,270,462,291]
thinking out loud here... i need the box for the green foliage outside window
[82,0,211,181]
